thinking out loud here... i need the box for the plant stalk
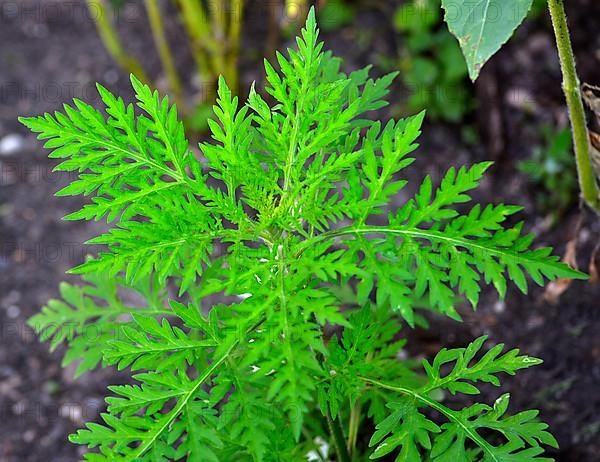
[326,411,351,462]
[547,0,600,211]
[347,401,361,454]
[175,0,213,83]
[86,0,149,83]
[143,0,184,108]
[226,0,243,92]
[204,1,228,93]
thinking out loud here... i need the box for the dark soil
[1,1,599,461]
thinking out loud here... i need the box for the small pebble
[23,430,36,443]
[6,305,20,319]
[12,400,26,415]
[493,300,506,314]
[1,290,21,308]
[0,134,24,156]
[60,403,82,423]
[22,22,49,39]
[579,227,591,244]
[505,87,536,112]
[103,69,119,85]
[82,398,103,421]
[43,380,60,395]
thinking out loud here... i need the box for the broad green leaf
[441,0,534,80]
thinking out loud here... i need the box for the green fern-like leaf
[366,337,558,462]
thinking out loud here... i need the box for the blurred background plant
[316,0,355,32]
[392,0,472,122]
[85,0,553,130]
[531,0,550,18]
[88,0,311,133]
[519,126,578,219]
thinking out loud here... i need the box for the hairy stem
[547,0,600,211]
[144,0,185,109]
[86,0,149,83]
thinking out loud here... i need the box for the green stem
[326,411,351,462]
[143,0,185,109]
[175,0,214,84]
[210,0,228,81]
[86,0,149,83]
[226,0,243,92]
[547,0,600,211]
[347,401,361,454]
[346,350,371,454]
[265,1,279,60]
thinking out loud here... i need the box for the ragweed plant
[22,9,583,462]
